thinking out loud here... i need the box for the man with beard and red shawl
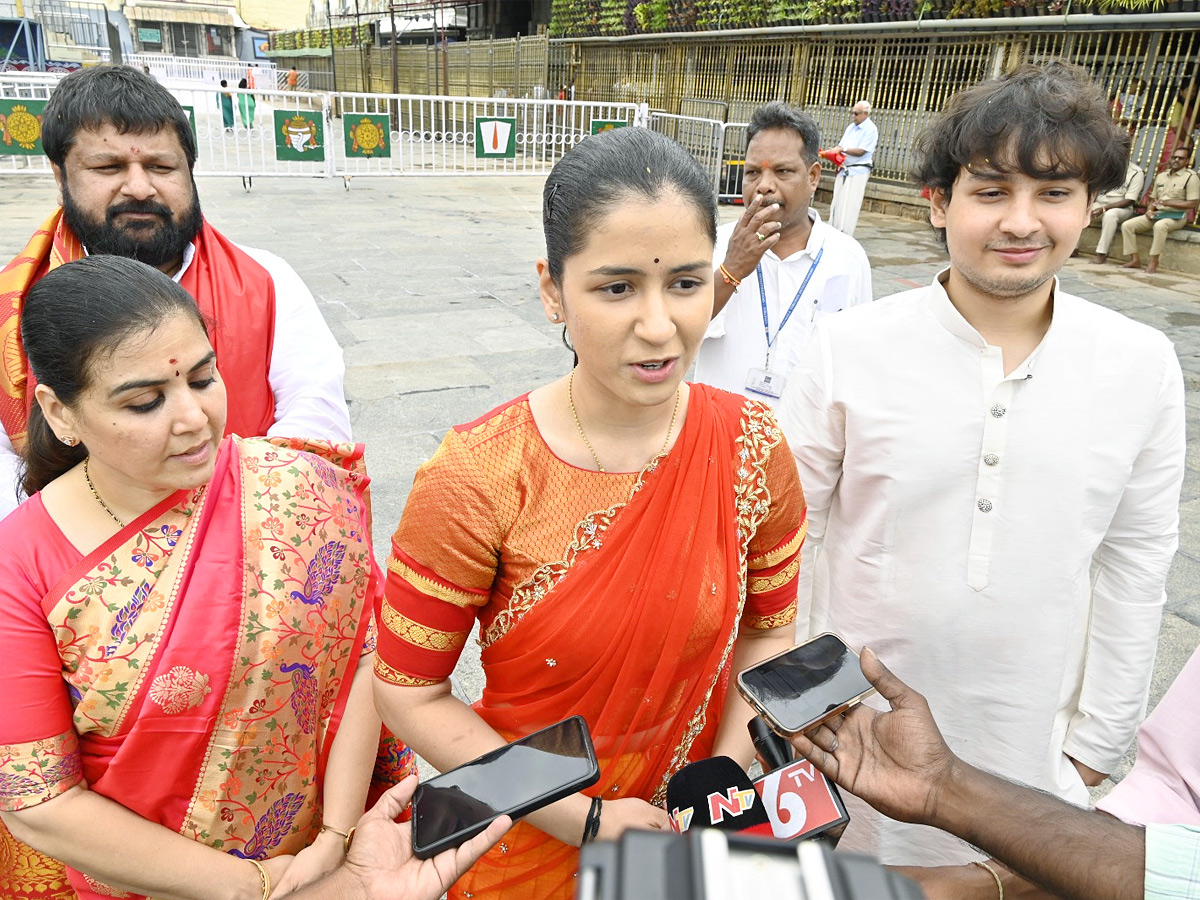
[0,64,351,519]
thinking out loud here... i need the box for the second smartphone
[736,632,876,738]
[410,714,601,859]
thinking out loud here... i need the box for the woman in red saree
[0,256,412,900]
[374,127,807,898]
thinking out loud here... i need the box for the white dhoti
[830,171,869,236]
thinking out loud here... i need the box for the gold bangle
[719,263,742,288]
[248,858,270,900]
[320,823,356,855]
[972,859,1003,900]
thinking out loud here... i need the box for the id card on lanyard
[746,247,824,399]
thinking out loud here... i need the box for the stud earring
[61,435,76,447]
[551,313,560,322]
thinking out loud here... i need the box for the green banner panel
[344,114,389,158]
[590,119,628,135]
[0,99,46,156]
[275,109,325,162]
[474,117,516,159]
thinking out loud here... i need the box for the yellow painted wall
[237,0,309,31]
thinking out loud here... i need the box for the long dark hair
[19,256,207,496]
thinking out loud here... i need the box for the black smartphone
[410,715,601,859]
[736,633,876,738]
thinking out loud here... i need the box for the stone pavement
[4,173,1199,787]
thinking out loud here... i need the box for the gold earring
[61,435,76,447]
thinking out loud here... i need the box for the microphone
[665,756,773,837]
[752,757,849,842]
[747,715,792,771]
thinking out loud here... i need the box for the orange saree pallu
[0,210,276,453]
[0,437,398,900]
[378,386,801,900]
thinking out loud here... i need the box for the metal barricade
[647,111,724,196]
[331,93,643,178]
[0,75,331,179]
[164,84,331,178]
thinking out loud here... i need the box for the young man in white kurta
[777,62,1186,868]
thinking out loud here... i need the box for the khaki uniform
[1121,167,1199,257]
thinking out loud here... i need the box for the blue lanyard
[756,246,824,368]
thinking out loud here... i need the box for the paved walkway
[4,173,1198,787]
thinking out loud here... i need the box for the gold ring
[756,232,766,242]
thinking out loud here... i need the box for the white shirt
[694,211,872,405]
[778,273,1185,865]
[1093,161,1146,209]
[836,118,878,175]
[0,239,351,517]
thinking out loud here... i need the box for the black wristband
[582,796,603,844]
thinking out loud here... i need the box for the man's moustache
[107,202,172,221]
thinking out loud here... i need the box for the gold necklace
[567,369,681,474]
[84,457,125,527]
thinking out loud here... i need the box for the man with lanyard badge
[695,102,873,405]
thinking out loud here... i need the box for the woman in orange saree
[0,257,412,900]
[373,127,807,899]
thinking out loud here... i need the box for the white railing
[168,84,330,178]
[647,112,725,196]
[332,94,645,178]
[127,53,277,89]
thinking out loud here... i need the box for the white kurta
[0,238,351,518]
[694,211,872,405]
[778,272,1185,865]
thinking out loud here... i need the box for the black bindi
[654,257,660,263]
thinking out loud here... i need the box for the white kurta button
[984,454,999,466]
[990,404,1007,418]
[977,498,993,512]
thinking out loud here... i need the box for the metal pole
[438,0,449,96]
[326,0,339,98]
[390,3,397,95]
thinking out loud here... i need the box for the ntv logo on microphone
[670,786,758,831]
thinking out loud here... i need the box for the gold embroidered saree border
[745,599,798,631]
[47,489,204,740]
[374,657,442,686]
[0,730,81,812]
[749,518,808,571]
[380,603,469,652]
[650,401,783,806]
[479,447,670,650]
[387,557,482,609]
[182,439,375,855]
[749,557,800,594]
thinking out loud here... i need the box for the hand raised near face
[721,193,784,283]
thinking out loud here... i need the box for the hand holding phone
[410,715,600,860]
[736,633,876,738]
